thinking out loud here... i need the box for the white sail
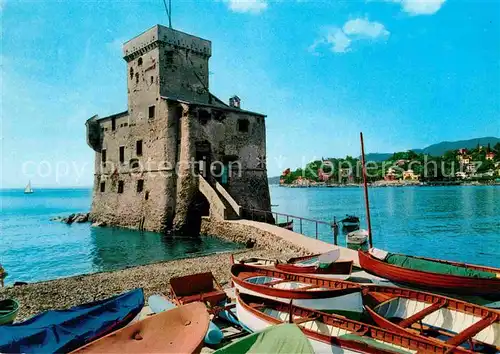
[24,181,33,194]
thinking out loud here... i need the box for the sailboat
[24,181,34,194]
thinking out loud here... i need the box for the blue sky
[1,0,499,187]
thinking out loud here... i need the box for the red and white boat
[236,291,469,354]
[233,249,353,278]
[362,285,500,353]
[358,249,500,296]
[231,263,363,318]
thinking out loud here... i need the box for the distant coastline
[271,180,500,188]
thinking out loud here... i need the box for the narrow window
[166,51,174,65]
[129,67,134,80]
[150,76,154,84]
[237,119,249,133]
[137,179,144,193]
[119,146,125,163]
[101,149,106,163]
[135,72,139,84]
[111,118,116,131]
[145,191,149,200]
[118,181,124,194]
[137,57,143,66]
[100,181,105,192]
[136,140,143,156]
[149,105,155,119]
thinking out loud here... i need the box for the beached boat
[341,215,360,232]
[0,288,144,353]
[347,229,368,245]
[234,250,353,277]
[214,323,314,354]
[236,292,467,354]
[358,249,500,296]
[0,299,19,325]
[72,302,210,353]
[24,181,34,194]
[362,285,500,353]
[277,220,293,230]
[231,263,363,317]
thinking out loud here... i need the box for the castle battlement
[123,25,211,62]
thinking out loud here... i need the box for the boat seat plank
[293,315,319,325]
[446,314,498,348]
[398,300,447,328]
[264,279,289,287]
[300,284,319,291]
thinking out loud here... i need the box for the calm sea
[270,185,500,268]
[0,188,241,285]
[1,186,499,285]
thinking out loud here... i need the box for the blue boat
[0,288,144,353]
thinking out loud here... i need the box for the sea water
[0,188,242,285]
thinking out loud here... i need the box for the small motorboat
[0,299,19,325]
[276,220,293,230]
[214,323,314,354]
[236,292,467,353]
[0,288,144,353]
[72,302,210,353]
[358,248,500,296]
[340,214,360,232]
[231,263,363,317]
[347,229,368,245]
[362,285,500,353]
[234,249,353,277]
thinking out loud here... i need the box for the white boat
[231,263,364,319]
[235,292,458,354]
[24,181,34,194]
[347,229,368,245]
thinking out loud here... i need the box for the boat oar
[148,295,224,345]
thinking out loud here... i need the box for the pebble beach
[0,248,304,321]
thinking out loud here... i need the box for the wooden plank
[398,300,447,328]
[446,314,498,347]
[294,315,319,325]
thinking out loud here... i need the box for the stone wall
[200,218,308,255]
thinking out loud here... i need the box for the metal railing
[241,207,339,245]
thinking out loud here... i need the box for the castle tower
[123,25,212,120]
[86,25,273,234]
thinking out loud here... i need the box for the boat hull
[231,263,363,318]
[362,285,500,350]
[358,250,500,296]
[72,302,209,353]
[0,299,19,325]
[235,296,359,354]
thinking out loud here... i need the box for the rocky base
[51,212,90,225]
[0,249,292,321]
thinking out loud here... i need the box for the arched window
[129,67,134,80]
[137,57,143,66]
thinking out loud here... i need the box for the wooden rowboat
[72,302,210,353]
[233,250,353,277]
[231,263,363,318]
[236,292,468,354]
[0,299,19,325]
[358,249,500,296]
[362,285,500,353]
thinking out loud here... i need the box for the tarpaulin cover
[214,324,314,354]
[0,288,144,353]
[386,254,496,279]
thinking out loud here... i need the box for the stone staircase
[198,175,240,220]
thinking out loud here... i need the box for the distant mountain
[417,137,500,156]
[365,136,500,161]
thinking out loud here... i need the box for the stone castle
[86,25,272,234]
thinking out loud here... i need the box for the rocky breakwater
[50,212,90,225]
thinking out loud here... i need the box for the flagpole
[360,132,373,248]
